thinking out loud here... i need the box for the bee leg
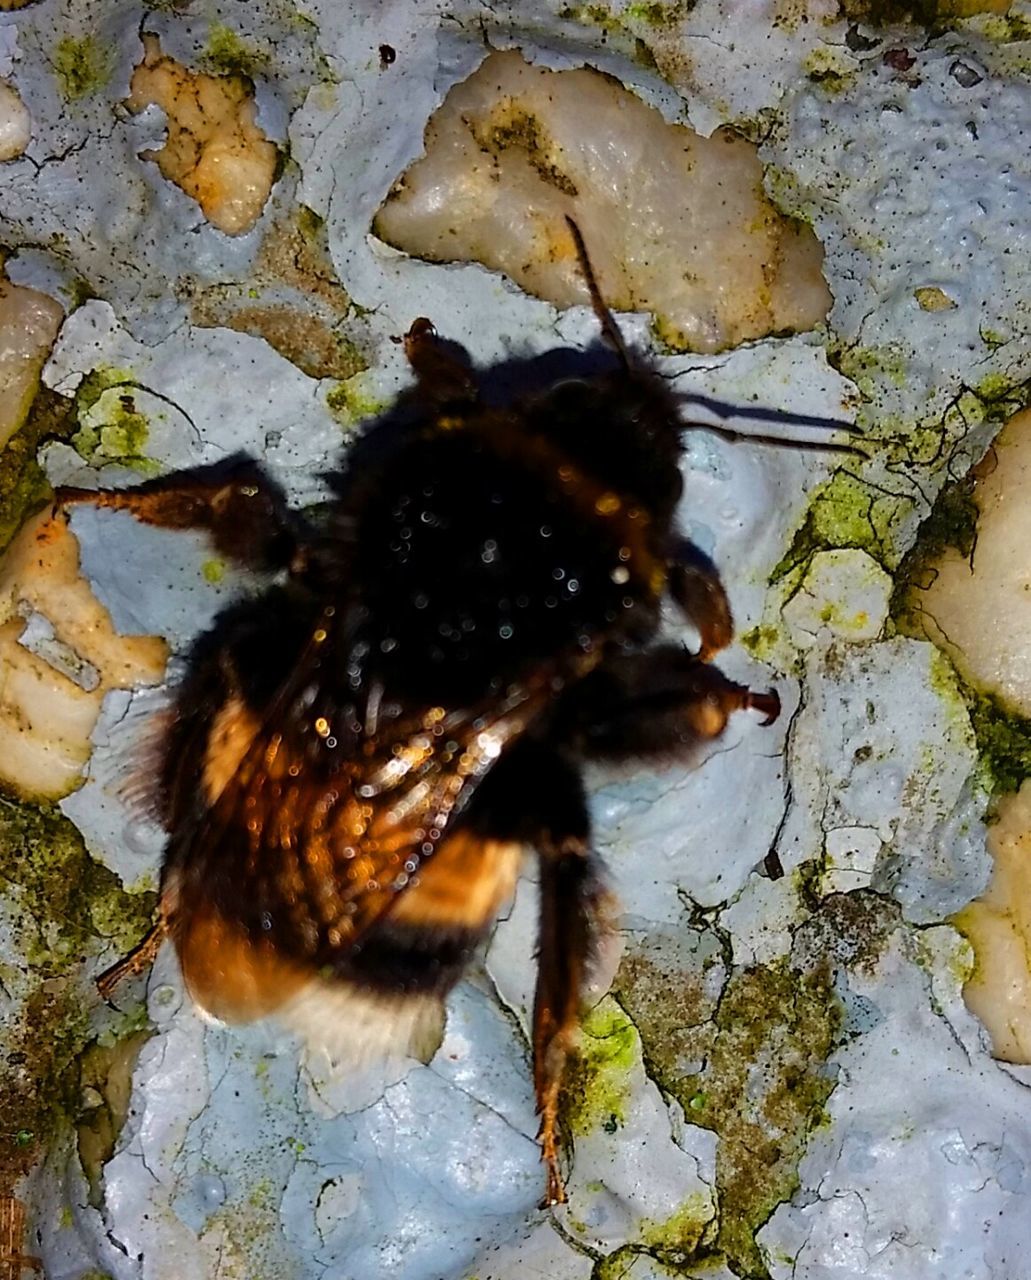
[667,541,733,662]
[558,645,779,762]
[534,836,605,1208]
[96,901,170,999]
[402,317,478,406]
[467,744,604,1206]
[54,454,309,573]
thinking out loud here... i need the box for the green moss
[0,797,156,1189]
[968,692,1031,794]
[202,23,269,77]
[53,36,111,100]
[834,0,1013,28]
[889,472,979,628]
[0,386,75,556]
[622,955,840,1280]
[0,798,156,975]
[562,996,638,1137]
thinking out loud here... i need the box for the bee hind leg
[466,745,607,1207]
[534,835,607,1208]
[96,901,170,1000]
[54,454,309,573]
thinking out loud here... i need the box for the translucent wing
[168,605,573,984]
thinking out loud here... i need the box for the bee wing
[169,607,576,1015]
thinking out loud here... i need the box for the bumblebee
[59,222,844,1206]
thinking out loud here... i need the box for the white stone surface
[0,1,1026,1278]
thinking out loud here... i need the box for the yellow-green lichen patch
[782,548,892,646]
[53,35,112,100]
[201,558,225,584]
[623,1,695,26]
[914,286,958,313]
[202,23,269,78]
[739,624,783,665]
[69,368,158,475]
[974,371,1028,408]
[640,1191,717,1263]
[561,0,695,37]
[975,11,1031,41]
[772,468,907,582]
[831,342,909,399]
[562,996,638,1137]
[803,45,858,94]
[325,374,387,432]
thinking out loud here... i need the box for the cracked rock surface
[0,1,1028,1278]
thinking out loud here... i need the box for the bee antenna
[676,392,865,456]
[565,216,631,369]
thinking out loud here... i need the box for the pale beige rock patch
[0,509,167,800]
[958,782,1031,1063]
[375,50,831,354]
[0,79,30,161]
[128,33,277,236]
[0,270,63,451]
[916,409,1031,717]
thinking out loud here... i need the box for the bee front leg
[401,317,478,406]
[54,453,310,574]
[667,540,733,662]
[534,837,605,1208]
[557,645,780,764]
